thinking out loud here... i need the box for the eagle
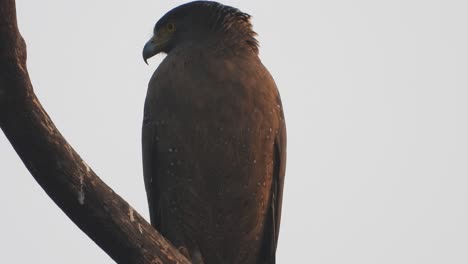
[142,2,286,264]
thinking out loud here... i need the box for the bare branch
[0,1,191,263]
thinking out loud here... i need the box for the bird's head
[143,1,258,64]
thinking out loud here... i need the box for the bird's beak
[143,36,161,65]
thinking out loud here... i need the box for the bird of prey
[142,2,286,264]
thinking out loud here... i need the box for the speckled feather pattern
[143,2,285,264]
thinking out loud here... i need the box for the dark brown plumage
[142,2,286,264]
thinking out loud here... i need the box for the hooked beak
[143,36,161,65]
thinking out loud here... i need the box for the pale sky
[1,0,468,263]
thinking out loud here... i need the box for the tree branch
[0,1,191,263]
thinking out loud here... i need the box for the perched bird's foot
[178,246,191,259]
[177,246,205,264]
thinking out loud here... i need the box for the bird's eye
[166,23,176,32]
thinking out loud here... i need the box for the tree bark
[0,1,191,263]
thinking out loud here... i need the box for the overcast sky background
[1,0,468,263]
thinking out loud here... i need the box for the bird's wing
[142,106,161,228]
[261,109,287,264]
[273,115,287,246]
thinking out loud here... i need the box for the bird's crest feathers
[158,1,259,54]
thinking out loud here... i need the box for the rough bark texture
[0,1,191,263]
